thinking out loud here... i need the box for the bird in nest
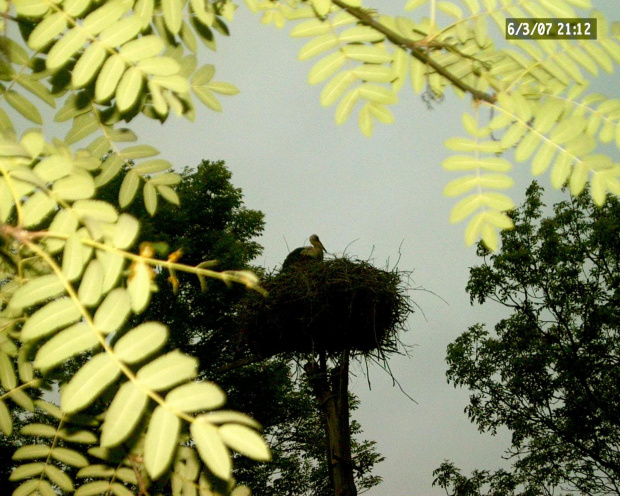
[282,234,327,268]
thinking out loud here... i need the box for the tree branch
[332,0,496,104]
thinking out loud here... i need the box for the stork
[282,234,327,268]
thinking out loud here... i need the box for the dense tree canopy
[434,182,620,496]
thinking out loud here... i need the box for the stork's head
[309,234,326,253]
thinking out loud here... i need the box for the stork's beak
[318,240,327,253]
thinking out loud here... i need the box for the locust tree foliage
[0,0,616,494]
[253,0,620,250]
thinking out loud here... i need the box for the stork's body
[283,234,327,268]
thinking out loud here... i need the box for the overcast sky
[125,2,620,494]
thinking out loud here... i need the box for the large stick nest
[236,257,413,358]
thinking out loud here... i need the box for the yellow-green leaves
[21,298,81,342]
[136,350,198,391]
[190,419,231,480]
[101,381,149,447]
[219,424,271,462]
[61,353,122,413]
[166,382,226,413]
[444,110,515,250]
[113,322,168,364]
[144,406,181,479]
[9,274,65,311]
[294,8,397,135]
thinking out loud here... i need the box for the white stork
[282,234,327,268]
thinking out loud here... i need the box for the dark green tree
[117,160,384,495]
[434,182,620,496]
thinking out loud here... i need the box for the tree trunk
[305,351,357,496]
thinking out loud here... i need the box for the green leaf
[101,381,149,447]
[15,73,55,108]
[157,185,180,205]
[114,322,168,364]
[443,156,512,172]
[34,323,99,371]
[116,67,143,112]
[207,81,239,95]
[63,0,92,17]
[0,352,16,390]
[47,27,88,71]
[443,174,514,196]
[150,173,181,186]
[166,382,226,413]
[94,287,132,335]
[127,261,153,313]
[438,1,462,17]
[93,153,123,188]
[298,33,339,60]
[74,481,112,496]
[162,0,183,34]
[0,400,11,435]
[53,173,96,201]
[150,75,189,93]
[342,44,392,63]
[311,0,331,17]
[46,209,79,254]
[97,250,125,293]
[143,181,158,215]
[13,480,46,496]
[119,35,164,62]
[73,44,108,88]
[134,158,172,174]
[219,424,271,461]
[334,89,359,124]
[445,137,503,154]
[352,64,395,83]
[58,428,98,444]
[358,105,373,137]
[9,389,34,411]
[9,462,45,481]
[9,274,65,311]
[21,297,81,342]
[73,199,119,223]
[136,56,180,76]
[96,54,126,102]
[119,170,140,207]
[533,99,566,134]
[190,419,231,481]
[197,410,261,430]
[98,16,142,47]
[12,444,51,460]
[28,12,67,51]
[5,91,42,124]
[14,0,50,17]
[144,406,181,479]
[191,64,215,85]
[61,352,121,413]
[291,18,332,37]
[137,350,198,391]
[45,464,74,492]
[193,86,220,111]
[21,423,56,438]
[321,71,355,106]
[550,116,586,144]
[66,112,99,145]
[120,145,159,159]
[339,26,385,43]
[113,213,140,249]
[359,83,398,104]
[83,0,131,35]
[308,51,347,84]
[61,231,88,281]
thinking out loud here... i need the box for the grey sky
[128,2,620,494]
